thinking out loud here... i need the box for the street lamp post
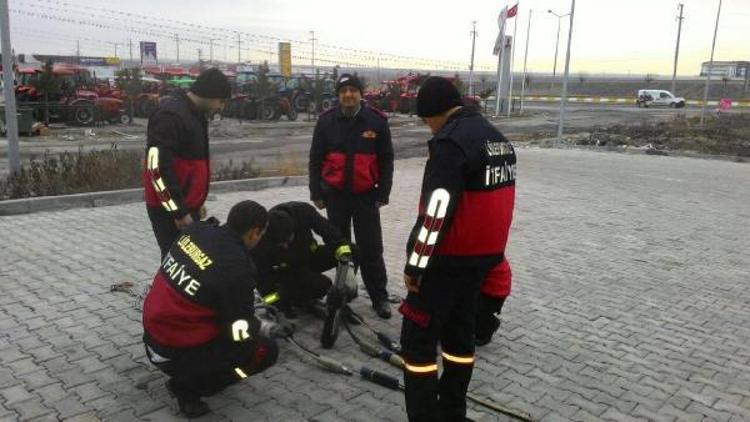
[548,10,570,83]
[556,0,576,143]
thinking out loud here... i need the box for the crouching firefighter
[400,77,516,422]
[251,201,354,318]
[142,200,294,418]
[475,258,512,346]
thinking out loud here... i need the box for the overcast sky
[6,0,749,76]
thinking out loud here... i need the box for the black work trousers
[257,244,339,307]
[146,206,200,259]
[400,262,492,422]
[145,335,279,401]
[325,190,388,304]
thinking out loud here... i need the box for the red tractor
[14,64,126,125]
[365,73,481,115]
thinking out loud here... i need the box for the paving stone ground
[1,148,749,421]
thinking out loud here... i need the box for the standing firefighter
[144,68,231,258]
[142,201,293,418]
[309,73,395,319]
[400,77,516,421]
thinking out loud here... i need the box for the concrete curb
[0,175,308,216]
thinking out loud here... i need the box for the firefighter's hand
[260,319,295,339]
[404,274,421,293]
[199,205,207,220]
[314,200,326,210]
[174,214,194,231]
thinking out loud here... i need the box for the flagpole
[520,9,532,114]
[506,1,520,117]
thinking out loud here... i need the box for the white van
[636,90,686,108]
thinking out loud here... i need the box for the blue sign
[140,42,158,63]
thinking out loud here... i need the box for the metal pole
[209,39,214,64]
[671,3,684,94]
[552,17,561,78]
[175,34,180,64]
[520,10,532,114]
[494,50,503,116]
[700,0,722,126]
[310,30,317,74]
[0,0,20,174]
[129,39,133,63]
[507,4,520,117]
[468,21,477,96]
[556,0,576,142]
[237,32,241,64]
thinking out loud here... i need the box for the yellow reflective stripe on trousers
[234,367,248,379]
[404,362,438,374]
[441,352,474,365]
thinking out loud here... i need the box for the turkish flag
[507,3,518,18]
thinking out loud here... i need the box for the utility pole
[701,0,722,126]
[468,21,477,96]
[76,40,80,60]
[237,32,241,64]
[377,54,382,84]
[671,3,685,94]
[197,48,202,63]
[209,38,219,64]
[1,0,20,174]
[556,0,576,142]
[520,9,533,114]
[129,39,134,63]
[175,33,180,64]
[310,30,317,74]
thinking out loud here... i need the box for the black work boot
[373,300,392,319]
[166,380,210,418]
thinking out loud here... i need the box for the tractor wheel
[260,102,277,121]
[70,102,96,126]
[293,94,309,112]
[320,97,334,111]
[287,108,298,121]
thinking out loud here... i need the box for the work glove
[335,244,353,263]
[259,318,295,339]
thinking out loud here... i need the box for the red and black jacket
[144,91,210,218]
[142,220,261,351]
[309,103,394,203]
[405,108,516,277]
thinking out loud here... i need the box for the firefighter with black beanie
[142,200,293,418]
[309,73,395,319]
[144,67,232,258]
[251,201,353,318]
[399,77,516,421]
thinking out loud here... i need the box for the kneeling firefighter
[142,200,293,418]
[251,201,353,318]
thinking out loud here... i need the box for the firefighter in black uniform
[144,68,231,258]
[251,201,353,318]
[400,77,517,421]
[142,200,293,418]
[309,74,395,319]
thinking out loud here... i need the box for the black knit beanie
[417,76,463,117]
[227,200,268,236]
[190,68,232,99]
[336,74,364,93]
